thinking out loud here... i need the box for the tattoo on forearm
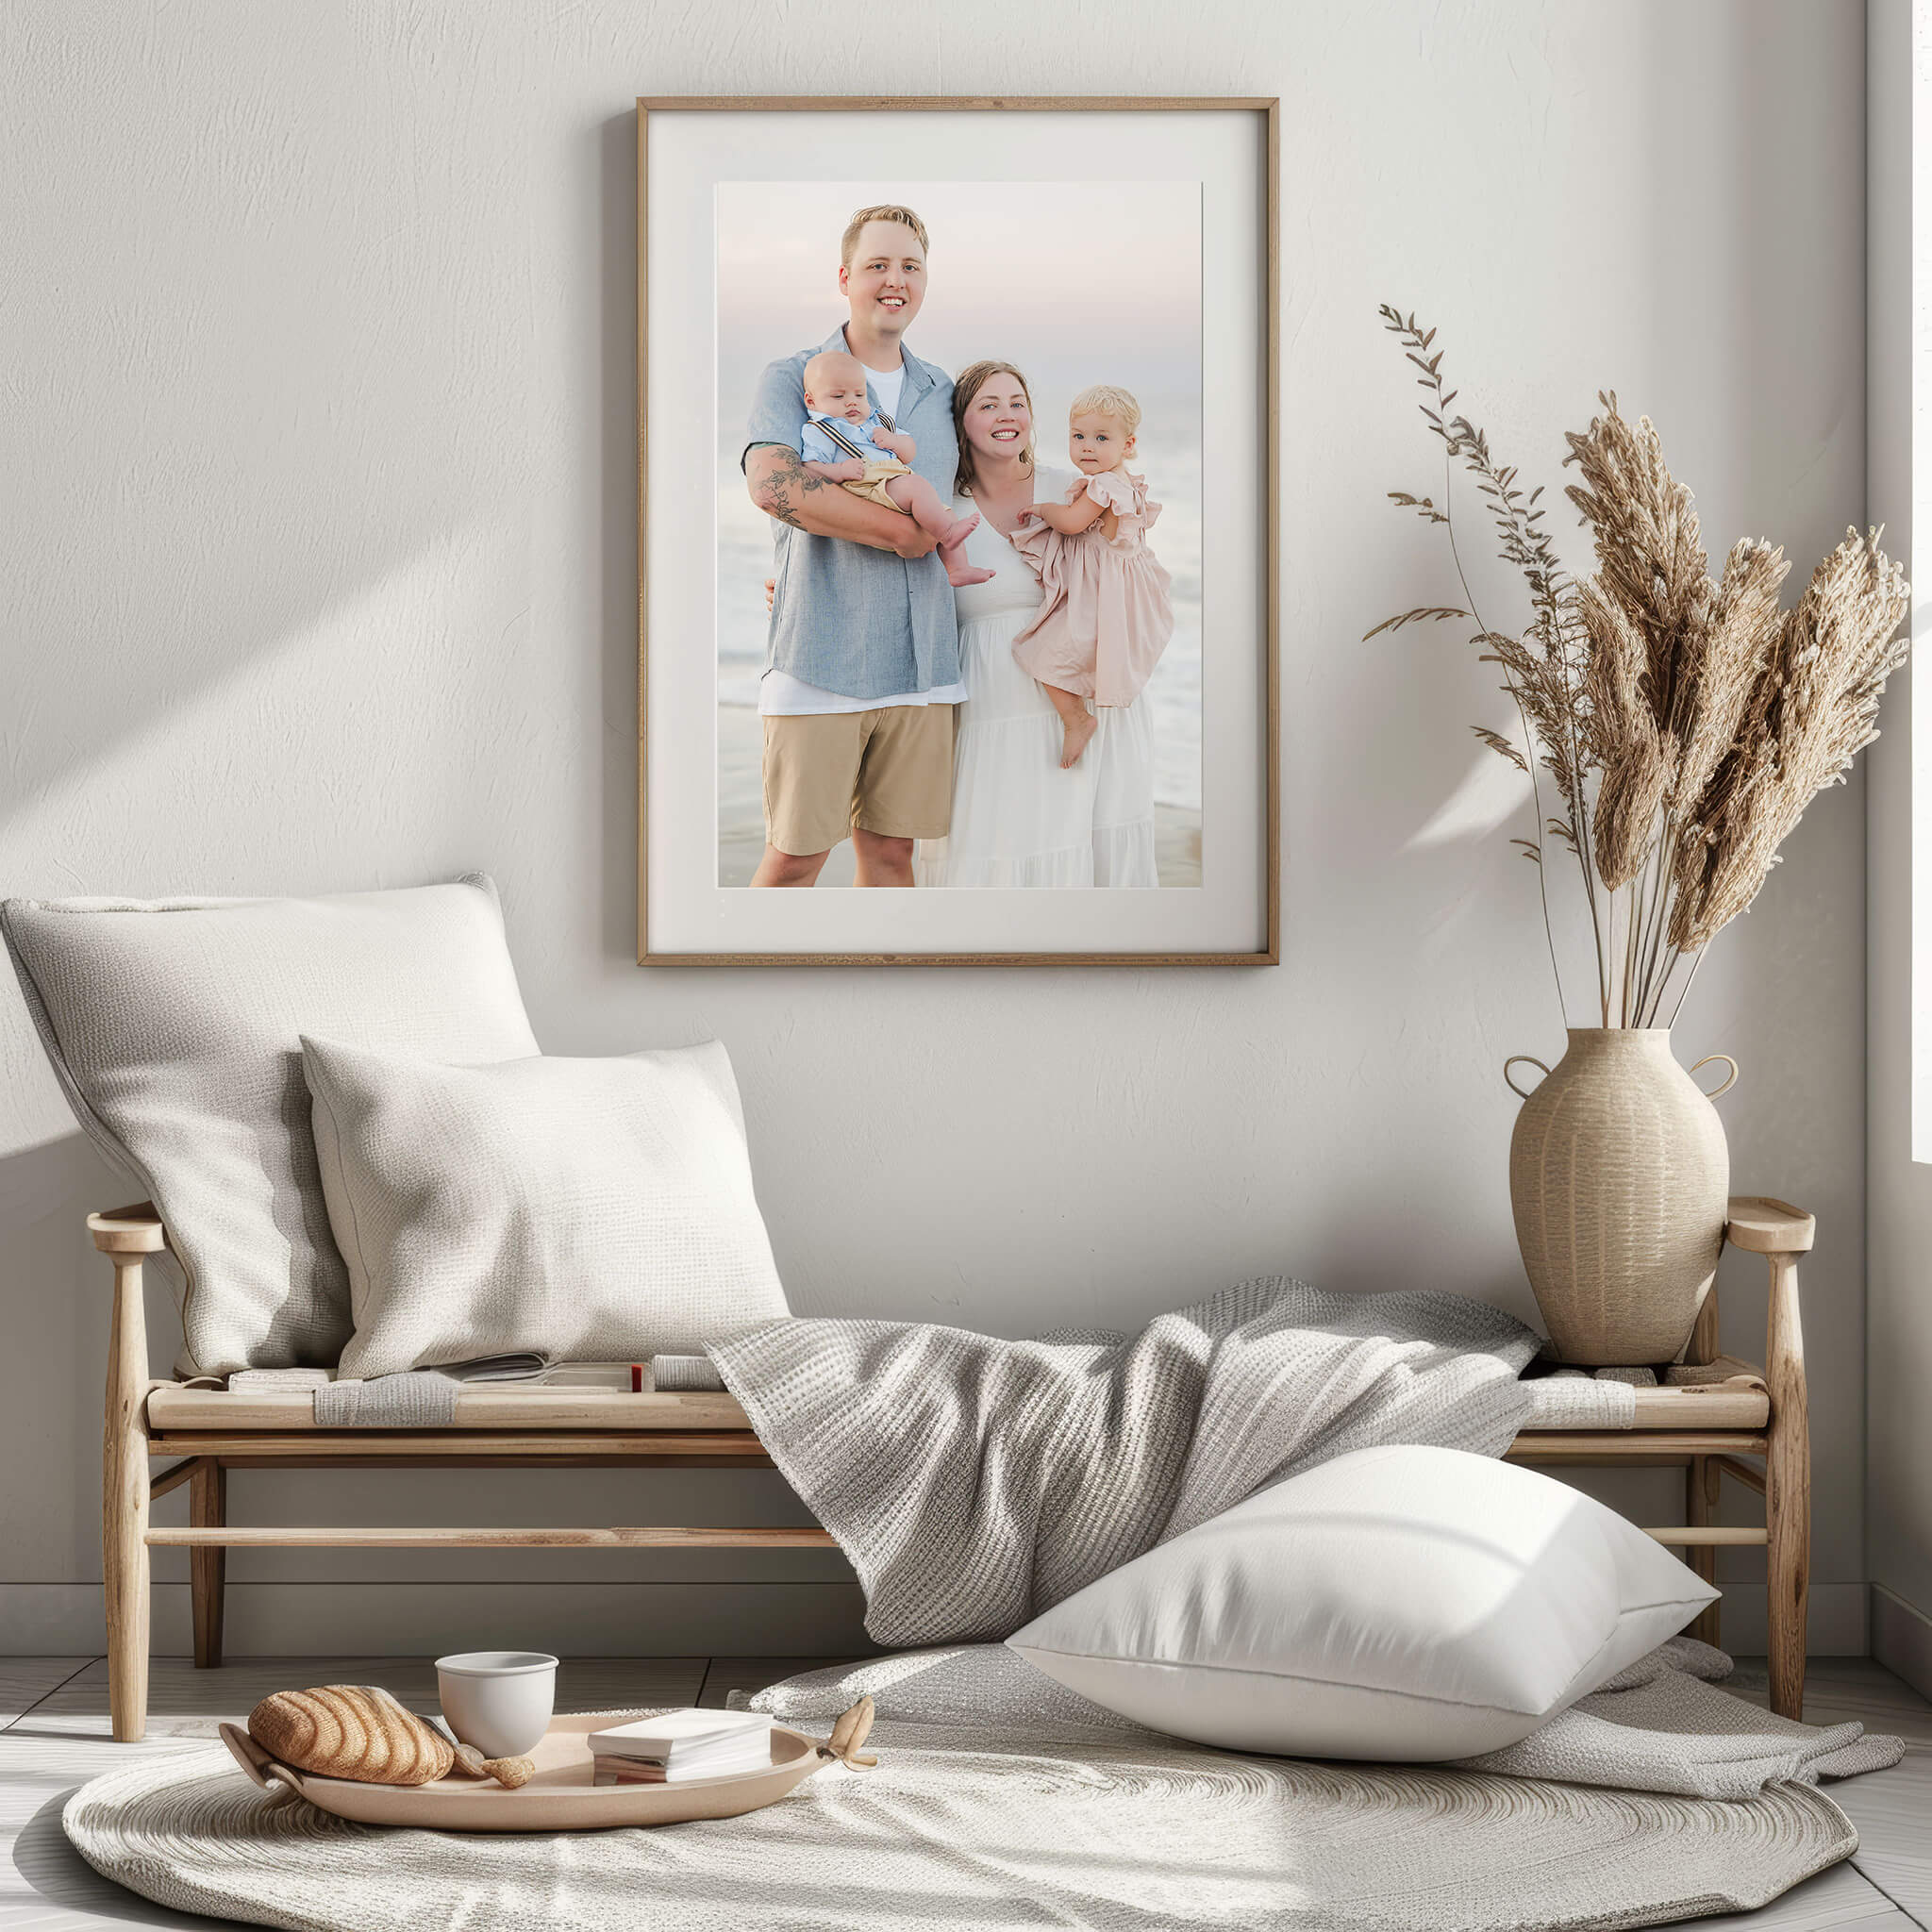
[757,448,824,530]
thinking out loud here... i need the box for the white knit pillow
[1007,1445,1716,1762]
[2,875,539,1373]
[303,1036,789,1379]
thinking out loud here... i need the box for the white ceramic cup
[435,1651,558,1757]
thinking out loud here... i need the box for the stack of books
[588,1708,775,1785]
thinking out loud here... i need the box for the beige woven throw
[66,1708,1861,1932]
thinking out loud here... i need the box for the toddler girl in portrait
[1010,383,1174,768]
[798,349,992,588]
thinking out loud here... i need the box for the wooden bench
[92,1193,1814,1741]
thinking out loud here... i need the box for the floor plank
[1726,1658,1932,1747]
[1724,1656,1932,1924]
[18,1656,707,1738]
[0,1667,92,1733]
[1690,1862,1919,1929]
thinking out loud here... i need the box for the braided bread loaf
[247,1685,535,1789]
[249,1686,454,1785]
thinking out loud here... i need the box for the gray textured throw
[744,1636,1905,1802]
[650,1353,727,1391]
[711,1279,1627,1646]
[310,1353,549,1426]
[314,1370,460,1426]
[1454,1636,1906,1794]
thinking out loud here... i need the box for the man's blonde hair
[1070,383,1142,437]
[841,204,929,268]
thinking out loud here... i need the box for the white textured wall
[1,0,1872,1656]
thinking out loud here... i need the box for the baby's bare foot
[941,513,981,548]
[945,561,996,587]
[1059,708,1099,770]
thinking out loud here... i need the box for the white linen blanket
[711,1277,1628,1646]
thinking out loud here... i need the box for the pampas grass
[1372,307,1909,1026]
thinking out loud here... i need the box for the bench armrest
[89,1202,168,1256]
[1724,1196,1815,1256]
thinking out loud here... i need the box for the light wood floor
[1,1655,1925,1929]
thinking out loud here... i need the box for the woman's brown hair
[952,361,1036,499]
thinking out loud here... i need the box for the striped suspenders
[814,413,896,461]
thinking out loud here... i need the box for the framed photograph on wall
[638,95,1278,965]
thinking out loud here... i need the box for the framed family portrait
[637,95,1278,964]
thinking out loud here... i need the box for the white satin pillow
[1007,1444,1715,1761]
[305,1036,789,1379]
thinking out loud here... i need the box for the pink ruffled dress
[1009,468,1174,708]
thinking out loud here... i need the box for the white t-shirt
[864,356,906,423]
[760,669,967,715]
[760,350,967,716]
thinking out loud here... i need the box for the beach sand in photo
[717,702,1201,889]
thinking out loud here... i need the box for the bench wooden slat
[147,1431,775,1458]
[146,1381,753,1432]
[147,1525,837,1549]
[147,1377,1769,1435]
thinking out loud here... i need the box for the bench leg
[1766,1251,1809,1721]
[102,1254,150,1742]
[191,1462,226,1670]
[1686,1457,1722,1647]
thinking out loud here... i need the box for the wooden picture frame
[638,95,1279,965]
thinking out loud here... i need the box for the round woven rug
[64,1721,1855,1932]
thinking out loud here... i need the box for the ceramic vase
[1505,1027,1738,1365]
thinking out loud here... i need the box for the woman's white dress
[917,466,1158,889]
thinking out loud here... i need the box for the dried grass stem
[1372,312,1909,1025]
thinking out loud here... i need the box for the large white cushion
[2,875,539,1373]
[1006,1444,1716,1761]
[303,1035,790,1379]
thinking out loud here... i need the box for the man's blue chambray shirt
[742,325,960,702]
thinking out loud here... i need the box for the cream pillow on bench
[303,1035,789,1380]
[2,875,540,1373]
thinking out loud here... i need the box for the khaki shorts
[762,705,955,856]
[840,459,912,511]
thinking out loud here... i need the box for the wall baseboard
[1871,1583,1932,1699]
[0,1582,870,1658]
[0,1578,1869,1659]
[1703,1582,1867,1657]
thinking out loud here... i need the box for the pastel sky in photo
[716,178,1203,436]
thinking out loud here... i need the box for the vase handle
[1503,1056,1550,1100]
[1690,1053,1740,1100]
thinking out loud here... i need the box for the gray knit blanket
[744,1636,1905,1800]
[711,1278,1625,1647]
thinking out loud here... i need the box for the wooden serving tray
[218,1708,828,1832]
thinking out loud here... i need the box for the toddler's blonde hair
[1069,383,1142,437]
